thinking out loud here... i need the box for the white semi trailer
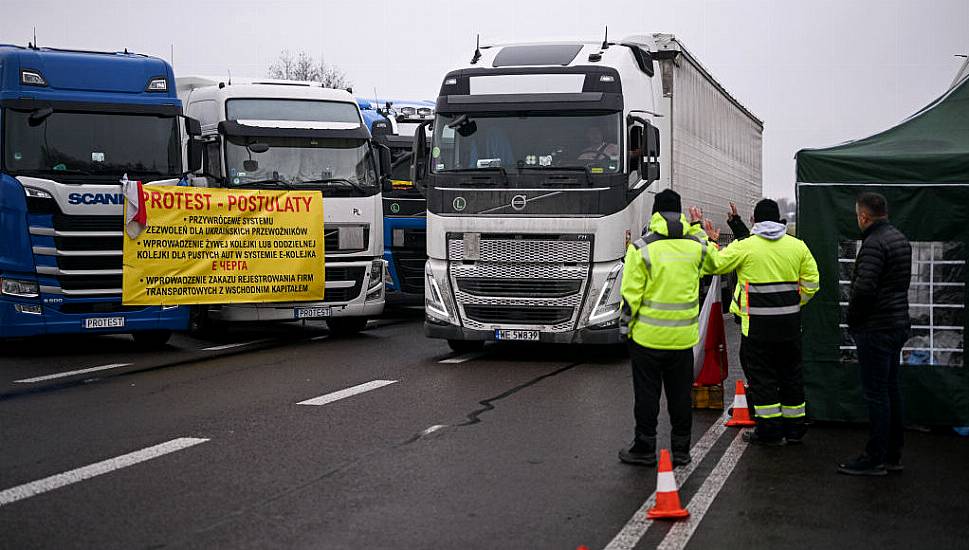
[177,77,389,334]
[411,34,762,350]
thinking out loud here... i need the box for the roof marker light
[146,78,168,92]
[21,70,47,87]
[599,75,616,83]
[444,78,458,85]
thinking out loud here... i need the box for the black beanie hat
[652,189,682,214]
[753,199,781,223]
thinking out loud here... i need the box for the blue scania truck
[0,45,201,345]
[357,98,433,301]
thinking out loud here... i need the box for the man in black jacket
[839,192,912,476]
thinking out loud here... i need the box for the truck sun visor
[469,74,586,95]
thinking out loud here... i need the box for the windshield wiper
[234,178,294,189]
[517,165,592,185]
[300,178,372,195]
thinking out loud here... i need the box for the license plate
[495,329,539,341]
[84,316,125,329]
[295,306,331,319]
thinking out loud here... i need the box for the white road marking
[439,351,487,364]
[310,335,329,341]
[603,411,730,550]
[13,363,133,384]
[657,430,748,550]
[201,339,269,351]
[297,379,398,406]
[0,437,209,507]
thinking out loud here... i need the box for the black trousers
[853,327,908,464]
[739,336,805,440]
[629,342,693,453]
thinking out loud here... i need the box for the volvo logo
[452,196,467,211]
[390,202,400,214]
[511,194,527,211]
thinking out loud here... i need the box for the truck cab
[178,77,388,334]
[0,45,199,345]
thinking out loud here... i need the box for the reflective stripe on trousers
[754,403,782,419]
[747,305,801,316]
[782,403,806,418]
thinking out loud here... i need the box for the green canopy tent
[795,73,969,425]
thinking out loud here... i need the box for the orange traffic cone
[646,449,690,520]
[725,379,756,427]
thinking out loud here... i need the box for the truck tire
[327,317,369,336]
[132,330,172,348]
[447,339,484,353]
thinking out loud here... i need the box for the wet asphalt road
[1,307,967,549]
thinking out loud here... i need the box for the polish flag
[693,275,729,385]
[121,173,146,239]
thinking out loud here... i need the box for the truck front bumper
[424,318,623,345]
[0,297,188,338]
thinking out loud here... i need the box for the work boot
[618,438,656,466]
[837,454,887,476]
[671,434,692,467]
[783,418,808,444]
[742,430,786,447]
[885,454,904,473]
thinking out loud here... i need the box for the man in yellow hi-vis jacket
[619,189,719,467]
[707,199,820,446]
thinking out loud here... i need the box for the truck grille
[448,234,591,263]
[456,278,581,298]
[448,235,592,332]
[323,225,370,254]
[392,249,426,294]
[29,200,125,295]
[323,265,365,303]
[464,305,574,325]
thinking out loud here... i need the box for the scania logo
[452,196,467,211]
[67,192,124,205]
[511,194,527,211]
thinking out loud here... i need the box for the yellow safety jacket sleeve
[707,239,748,276]
[620,243,648,335]
[798,243,821,305]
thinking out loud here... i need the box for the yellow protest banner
[122,186,324,305]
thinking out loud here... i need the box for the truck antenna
[601,26,609,50]
[31,27,37,49]
[227,68,232,86]
[471,34,482,64]
[170,43,174,65]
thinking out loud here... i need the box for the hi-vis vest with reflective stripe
[719,232,820,340]
[620,213,713,350]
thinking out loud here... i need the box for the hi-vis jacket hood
[751,221,788,240]
[647,211,693,238]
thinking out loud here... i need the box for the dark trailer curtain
[795,74,969,425]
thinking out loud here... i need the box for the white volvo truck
[412,34,762,351]
[177,77,388,334]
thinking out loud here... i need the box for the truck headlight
[366,260,385,301]
[588,264,623,324]
[2,278,40,298]
[425,265,450,321]
[23,187,53,199]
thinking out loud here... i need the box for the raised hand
[728,201,739,220]
[688,206,703,224]
[703,219,720,242]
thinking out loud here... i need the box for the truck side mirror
[645,122,660,158]
[410,121,431,192]
[628,125,644,176]
[187,138,204,173]
[185,117,202,137]
[376,143,393,192]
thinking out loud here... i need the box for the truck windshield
[431,112,621,175]
[224,136,378,192]
[3,109,180,178]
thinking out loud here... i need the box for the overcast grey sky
[3,0,966,198]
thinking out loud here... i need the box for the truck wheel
[327,318,369,336]
[190,307,223,336]
[132,330,172,348]
[447,339,484,353]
